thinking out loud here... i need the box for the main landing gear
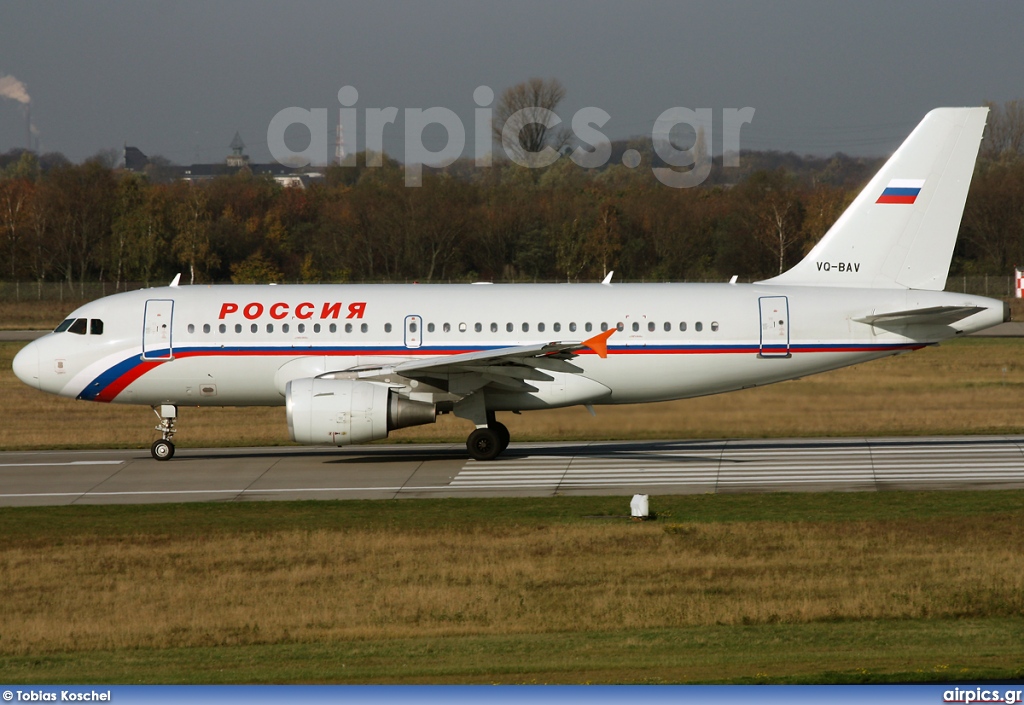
[466,412,511,462]
[151,404,177,461]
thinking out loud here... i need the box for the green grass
[2,492,1023,684]
[3,490,1023,542]
[2,620,1022,684]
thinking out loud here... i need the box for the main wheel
[151,439,175,461]
[492,422,511,452]
[467,427,502,461]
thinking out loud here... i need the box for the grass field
[1,493,1022,683]
[3,335,1024,450]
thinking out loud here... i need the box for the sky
[1,0,1022,166]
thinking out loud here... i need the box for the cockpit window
[54,318,74,333]
[90,319,104,335]
[67,318,87,335]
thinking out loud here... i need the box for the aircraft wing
[854,305,986,327]
[331,329,615,394]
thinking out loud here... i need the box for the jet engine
[286,378,436,446]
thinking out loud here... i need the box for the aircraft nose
[12,341,40,390]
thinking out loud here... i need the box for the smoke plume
[0,73,31,104]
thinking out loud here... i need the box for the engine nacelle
[286,378,435,446]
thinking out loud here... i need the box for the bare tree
[492,78,569,165]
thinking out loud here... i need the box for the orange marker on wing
[581,327,616,358]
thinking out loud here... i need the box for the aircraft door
[143,299,174,361]
[758,296,790,358]
[404,315,422,349]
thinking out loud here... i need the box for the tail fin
[763,107,988,291]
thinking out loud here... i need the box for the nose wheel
[151,404,178,461]
[151,439,175,460]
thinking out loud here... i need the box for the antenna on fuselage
[601,271,614,286]
[169,273,181,287]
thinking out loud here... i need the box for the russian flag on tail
[877,178,925,204]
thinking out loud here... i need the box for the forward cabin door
[404,314,422,349]
[142,299,174,361]
[758,296,790,358]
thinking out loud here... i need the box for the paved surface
[0,330,48,341]
[1,436,1023,506]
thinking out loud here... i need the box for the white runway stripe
[451,439,1024,491]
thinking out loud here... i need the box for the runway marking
[0,460,124,468]
[451,440,1024,490]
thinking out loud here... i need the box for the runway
[1,436,1023,506]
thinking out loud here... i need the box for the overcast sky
[1,1,1022,165]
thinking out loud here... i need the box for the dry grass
[3,337,1024,450]
[1,514,1020,656]
[0,299,90,330]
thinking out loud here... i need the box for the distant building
[123,145,149,172]
[123,133,323,188]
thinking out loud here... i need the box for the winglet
[582,328,615,358]
[169,273,181,287]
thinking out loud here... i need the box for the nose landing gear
[151,404,177,460]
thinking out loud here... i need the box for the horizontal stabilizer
[855,305,986,327]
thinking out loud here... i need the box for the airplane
[11,107,1008,462]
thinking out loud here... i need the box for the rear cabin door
[143,299,174,360]
[758,296,790,358]
[404,315,422,349]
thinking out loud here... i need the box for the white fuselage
[13,282,1007,411]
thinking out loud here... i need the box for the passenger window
[298,323,305,333]
[679,322,687,331]
[664,322,670,332]
[695,322,703,332]
[345,323,352,333]
[68,318,87,335]
[427,323,435,333]
[54,319,74,333]
[522,322,530,332]
[235,324,242,333]
[459,322,467,332]
[443,323,451,333]
[616,322,624,332]
[648,322,655,332]
[554,322,561,333]
[600,322,608,332]
[569,322,577,332]
[187,324,195,334]
[203,323,211,334]
[538,322,545,332]
[283,324,290,333]
[314,323,321,333]
[250,323,258,333]
[490,322,498,333]
[506,322,513,332]
[219,324,226,334]
[474,322,482,333]
[91,319,104,335]
[267,324,274,333]
[329,323,337,333]
[409,322,417,333]
[586,323,593,332]
[385,323,392,333]
[711,321,720,332]
[360,323,368,333]
[632,322,639,332]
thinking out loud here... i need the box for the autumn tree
[492,78,569,166]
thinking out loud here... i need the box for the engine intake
[286,378,435,446]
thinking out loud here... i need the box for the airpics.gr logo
[877,178,925,204]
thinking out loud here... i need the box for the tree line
[1,99,1022,289]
